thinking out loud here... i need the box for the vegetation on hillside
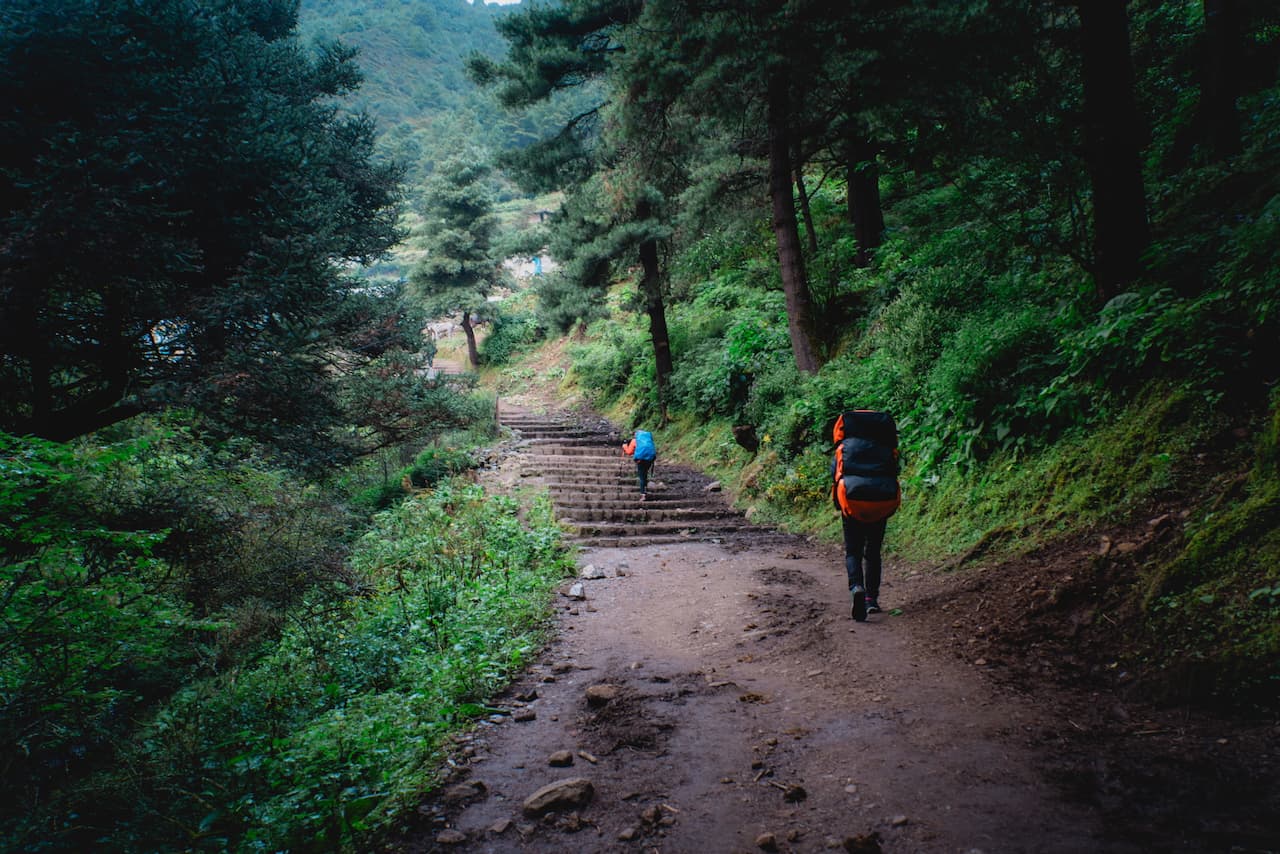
[478,0,1280,712]
[0,2,571,850]
[2,0,1277,849]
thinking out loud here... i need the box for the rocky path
[398,405,1277,854]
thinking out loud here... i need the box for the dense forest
[1,0,1277,850]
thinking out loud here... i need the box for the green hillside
[298,0,592,188]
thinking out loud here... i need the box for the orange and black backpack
[831,410,900,523]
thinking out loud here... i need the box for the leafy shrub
[8,481,570,852]
[0,433,206,845]
[480,310,542,365]
[569,321,649,405]
[407,446,475,488]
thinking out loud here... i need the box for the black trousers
[635,459,654,493]
[842,515,887,600]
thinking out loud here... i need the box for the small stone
[641,805,661,824]
[844,832,884,852]
[1115,541,1140,554]
[436,829,466,845]
[580,563,607,579]
[705,481,723,492]
[490,818,512,835]
[618,826,638,841]
[548,750,574,767]
[567,582,586,599]
[514,709,536,722]
[585,684,621,707]
[974,658,987,667]
[891,815,909,827]
[787,828,802,842]
[782,784,807,803]
[441,780,486,804]
[756,831,779,851]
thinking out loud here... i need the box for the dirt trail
[398,402,1278,854]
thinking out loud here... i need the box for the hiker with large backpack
[831,410,901,622]
[623,429,657,501]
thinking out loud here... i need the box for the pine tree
[411,152,502,369]
[0,0,409,466]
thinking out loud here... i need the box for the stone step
[565,518,746,539]
[550,496,705,510]
[543,477,645,489]
[556,507,732,524]
[521,438,616,449]
[524,445,621,458]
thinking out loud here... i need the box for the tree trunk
[636,201,674,402]
[767,69,821,374]
[847,132,885,268]
[793,141,819,257]
[461,311,480,369]
[1076,0,1150,300]
[1201,0,1242,160]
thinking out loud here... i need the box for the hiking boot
[639,493,647,502]
[866,599,881,615]
[851,586,867,622]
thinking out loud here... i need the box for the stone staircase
[498,405,748,548]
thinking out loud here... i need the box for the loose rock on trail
[398,405,1278,853]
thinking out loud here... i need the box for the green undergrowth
[539,335,1279,714]
[1135,397,1280,709]
[148,483,572,852]
[886,385,1228,561]
[1,474,572,852]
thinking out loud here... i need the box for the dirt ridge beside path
[396,403,1278,854]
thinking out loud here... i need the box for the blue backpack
[632,431,656,461]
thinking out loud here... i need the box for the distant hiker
[831,410,900,622]
[623,429,657,501]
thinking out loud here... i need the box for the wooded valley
[1,0,1277,850]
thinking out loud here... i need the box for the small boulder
[548,750,574,767]
[436,829,467,845]
[585,684,621,707]
[580,563,607,579]
[521,777,594,818]
[756,831,779,851]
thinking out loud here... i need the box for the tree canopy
[0,0,412,466]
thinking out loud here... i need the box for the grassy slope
[495,331,1279,715]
